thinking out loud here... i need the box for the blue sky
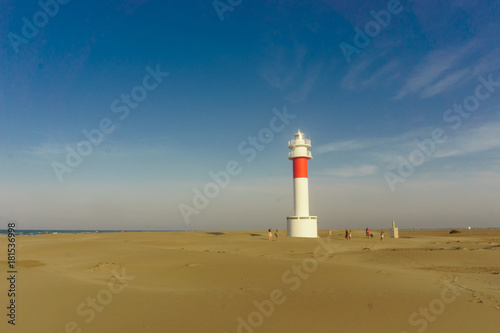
[1,0,499,231]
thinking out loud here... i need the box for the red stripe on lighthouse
[293,157,308,178]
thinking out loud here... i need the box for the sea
[0,229,175,236]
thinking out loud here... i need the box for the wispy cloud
[393,43,478,100]
[340,58,372,90]
[322,165,377,178]
[473,48,500,76]
[360,60,399,87]
[434,150,462,158]
[316,119,500,181]
[428,122,500,159]
[316,139,370,154]
[259,41,306,90]
[393,50,458,99]
[259,37,323,103]
[457,122,500,154]
[286,62,323,103]
[419,68,470,99]
[339,57,400,91]
[26,143,66,157]
[119,0,150,15]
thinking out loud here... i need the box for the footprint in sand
[470,298,483,304]
[89,262,121,271]
[185,263,201,268]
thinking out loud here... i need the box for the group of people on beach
[340,228,385,240]
[344,229,352,240]
[365,227,384,240]
[268,229,279,241]
[269,228,384,241]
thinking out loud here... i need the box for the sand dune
[1,229,499,332]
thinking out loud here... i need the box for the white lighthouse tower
[286,130,318,238]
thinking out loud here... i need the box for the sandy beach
[1,229,499,333]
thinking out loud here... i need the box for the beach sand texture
[1,229,499,333]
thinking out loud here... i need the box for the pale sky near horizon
[1,0,499,231]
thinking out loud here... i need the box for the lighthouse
[286,130,318,238]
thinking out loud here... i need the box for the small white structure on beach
[391,220,399,238]
[286,130,318,238]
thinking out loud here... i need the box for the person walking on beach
[380,231,385,241]
[268,229,272,241]
[366,227,370,238]
[348,230,352,240]
[345,229,349,240]
[275,230,279,241]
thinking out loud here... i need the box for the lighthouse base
[286,216,318,238]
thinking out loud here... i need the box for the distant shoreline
[1,227,499,236]
[0,229,180,235]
